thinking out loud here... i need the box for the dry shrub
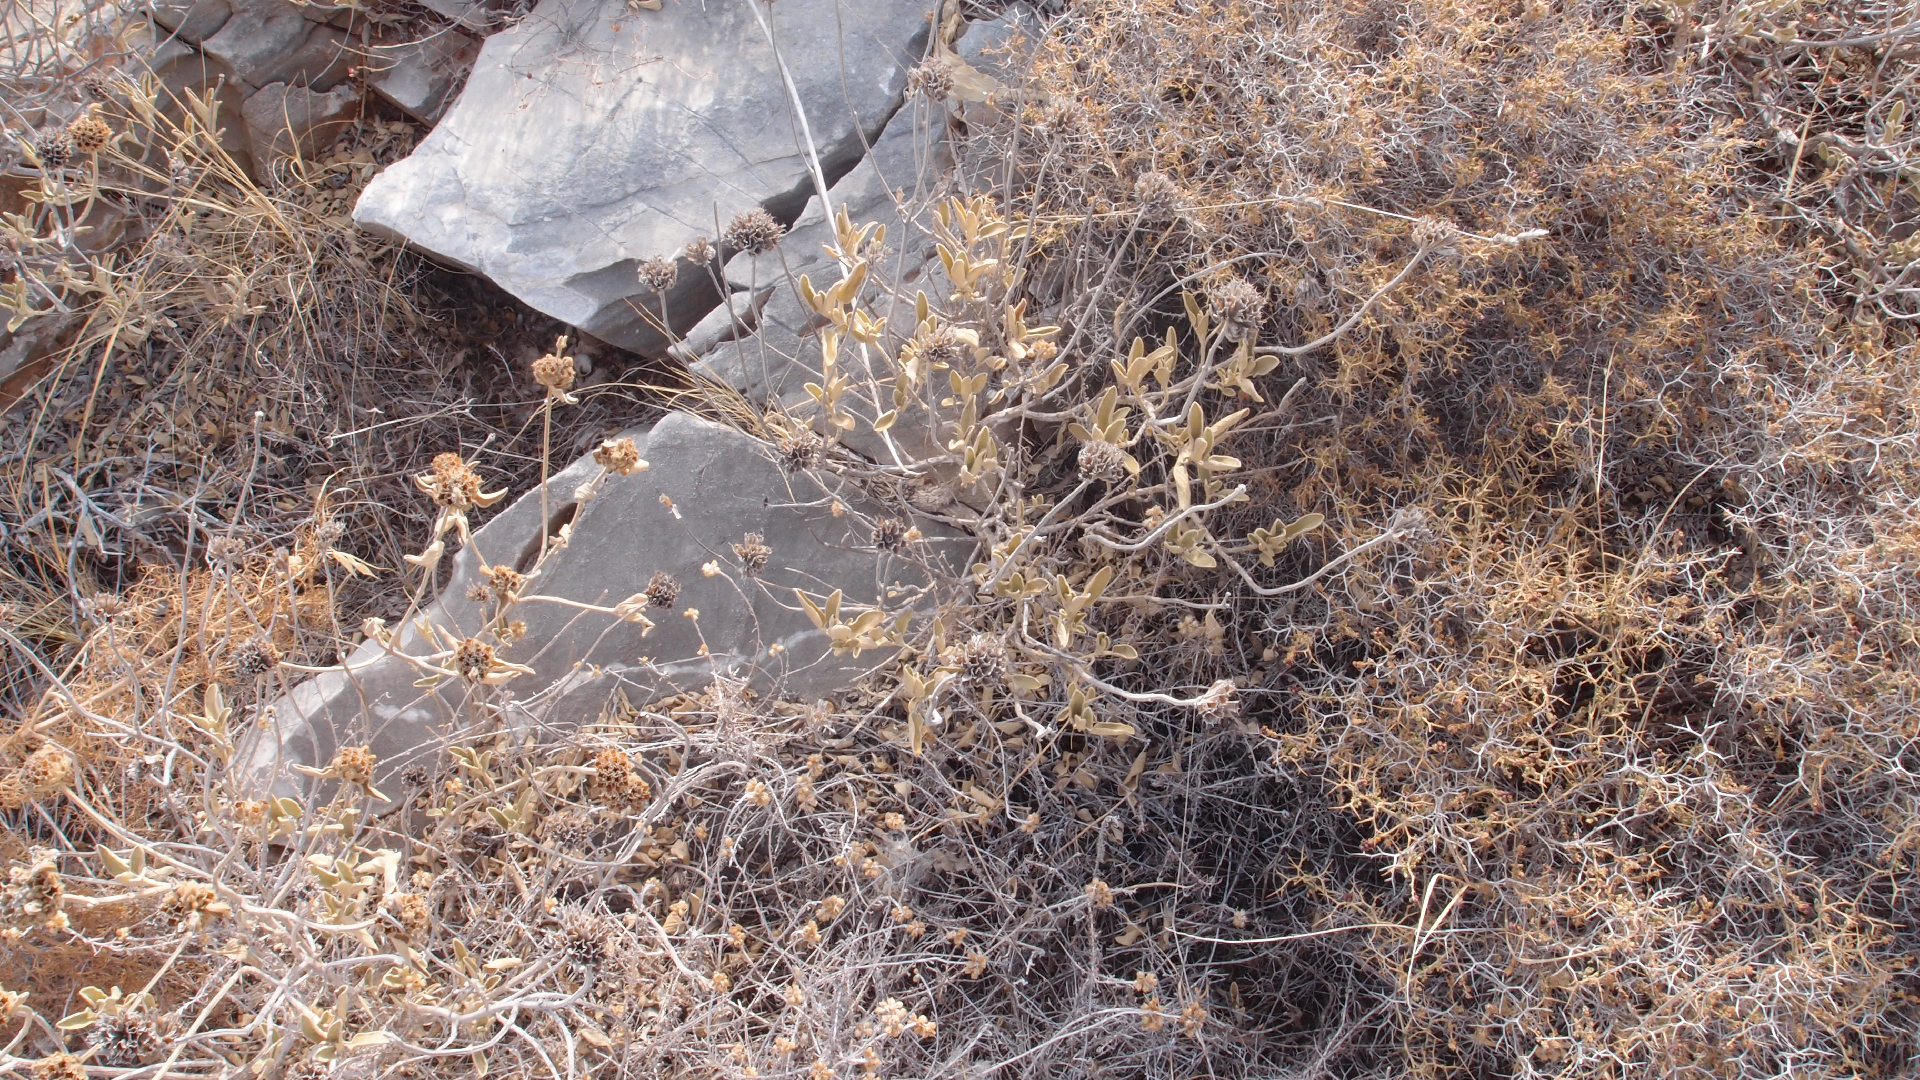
[969,0,1920,1075]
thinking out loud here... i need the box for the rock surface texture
[243,411,956,798]
[352,0,937,354]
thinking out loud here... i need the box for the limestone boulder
[363,29,480,124]
[241,411,960,800]
[677,101,954,464]
[200,0,353,93]
[352,0,937,356]
[241,81,360,161]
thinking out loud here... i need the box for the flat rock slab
[242,411,957,800]
[352,0,935,355]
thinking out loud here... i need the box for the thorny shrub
[4,0,1920,1079]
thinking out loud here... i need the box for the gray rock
[679,101,955,465]
[954,3,1042,79]
[240,411,959,800]
[144,0,234,44]
[414,0,504,33]
[201,0,352,93]
[363,29,479,124]
[0,313,77,385]
[352,0,936,356]
[242,81,360,161]
[130,24,258,175]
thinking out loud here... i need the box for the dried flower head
[876,997,909,1036]
[232,635,281,677]
[531,337,577,398]
[416,453,501,512]
[453,637,499,683]
[391,891,431,938]
[594,436,647,475]
[637,255,678,293]
[556,909,613,966]
[1209,277,1266,342]
[684,235,716,266]
[0,861,65,931]
[1085,878,1115,909]
[162,880,229,929]
[540,810,596,853]
[66,114,111,155]
[872,517,908,552]
[1132,171,1184,219]
[82,593,128,625]
[588,746,651,808]
[478,565,523,605]
[81,72,118,101]
[332,745,377,786]
[952,633,1009,692]
[1411,215,1459,250]
[86,1009,158,1067]
[901,323,970,370]
[33,128,73,170]
[644,571,680,609]
[1179,999,1208,1038]
[732,532,771,577]
[723,208,784,255]
[777,428,824,472]
[16,747,72,798]
[906,60,954,102]
[1078,439,1131,484]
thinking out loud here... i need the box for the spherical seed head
[1208,277,1266,342]
[684,235,715,266]
[1,861,64,926]
[34,128,73,170]
[18,747,72,795]
[66,115,111,155]
[906,61,954,102]
[954,633,1009,691]
[333,745,377,784]
[540,810,596,852]
[558,910,612,966]
[81,73,115,101]
[1134,171,1183,216]
[485,565,526,602]
[531,352,575,393]
[872,517,907,552]
[904,323,969,370]
[1078,440,1130,484]
[232,634,281,677]
[594,436,645,475]
[723,208,784,255]
[163,880,220,927]
[418,453,488,510]
[644,571,680,609]
[453,637,497,683]
[732,532,771,577]
[86,1010,158,1067]
[636,255,677,293]
[777,428,823,472]
[1411,215,1458,250]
